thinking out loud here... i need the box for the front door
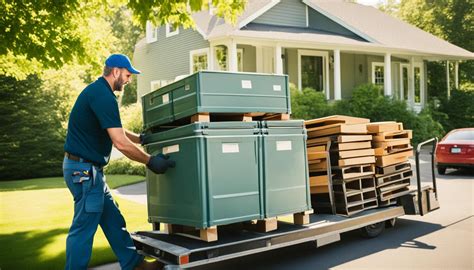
[301,55,324,91]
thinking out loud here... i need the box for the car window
[445,130,474,141]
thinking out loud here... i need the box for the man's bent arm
[124,129,141,144]
[108,128,150,164]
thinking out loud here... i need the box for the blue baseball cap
[105,54,141,74]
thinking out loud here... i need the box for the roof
[159,0,474,60]
[305,0,474,59]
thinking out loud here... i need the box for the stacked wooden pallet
[305,115,378,216]
[367,122,414,205]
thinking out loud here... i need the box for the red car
[435,128,474,174]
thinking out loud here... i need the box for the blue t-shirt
[64,77,122,165]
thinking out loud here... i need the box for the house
[132,0,474,111]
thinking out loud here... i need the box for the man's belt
[65,152,95,164]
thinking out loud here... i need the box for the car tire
[437,166,446,175]
[360,222,385,238]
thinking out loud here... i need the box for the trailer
[132,138,440,270]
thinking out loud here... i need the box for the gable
[307,8,364,40]
[253,0,307,28]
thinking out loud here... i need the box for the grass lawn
[0,175,148,270]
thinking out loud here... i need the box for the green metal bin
[260,120,312,217]
[142,71,290,129]
[144,122,263,228]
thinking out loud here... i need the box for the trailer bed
[132,206,404,269]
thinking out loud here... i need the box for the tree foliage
[0,75,73,180]
[378,0,474,97]
[1,0,245,80]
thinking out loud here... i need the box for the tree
[1,0,245,80]
[0,75,73,180]
[378,0,474,97]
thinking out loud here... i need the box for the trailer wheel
[385,218,397,228]
[360,222,385,238]
[152,222,160,231]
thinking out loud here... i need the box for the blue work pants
[63,157,143,270]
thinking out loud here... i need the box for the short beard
[113,76,125,92]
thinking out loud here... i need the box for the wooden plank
[374,144,413,156]
[332,164,375,180]
[338,135,373,143]
[338,156,375,167]
[309,162,328,172]
[375,150,413,167]
[307,145,326,152]
[373,138,411,148]
[307,152,327,160]
[376,161,411,175]
[293,210,314,225]
[308,123,368,137]
[310,186,329,194]
[373,130,413,141]
[304,115,370,128]
[336,141,372,151]
[308,158,326,165]
[366,122,403,133]
[337,148,375,159]
[191,113,210,123]
[310,175,328,186]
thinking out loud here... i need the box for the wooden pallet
[373,138,412,156]
[338,156,375,167]
[307,123,368,138]
[191,112,290,122]
[309,174,329,194]
[334,148,375,159]
[373,130,413,142]
[309,158,328,172]
[304,115,370,129]
[307,135,373,146]
[375,161,411,175]
[332,164,375,180]
[375,168,413,187]
[375,150,413,167]
[164,224,218,242]
[333,188,379,216]
[378,186,411,201]
[366,122,403,133]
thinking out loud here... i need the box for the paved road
[98,154,473,269]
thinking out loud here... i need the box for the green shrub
[120,103,143,133]
[290,84,333,120]
[104,157,145,176]
[435,89,474,133]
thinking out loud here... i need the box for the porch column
[208,44,215,70]
[275,43,283,74]
[256,45,263,73]
[333,49,341,100]
[446,60,451,99]
[228,39,238,72]
[409,57,415,104]
[454,61,459,89]
[384,53,392,96]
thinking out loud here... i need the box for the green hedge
[104,157,146,176]
[291,83,445,145]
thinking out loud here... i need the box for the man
[63,54,173,270]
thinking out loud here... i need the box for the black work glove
[139,133,146,145]
[147,153,176,174]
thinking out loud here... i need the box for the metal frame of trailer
[131,138,440,270]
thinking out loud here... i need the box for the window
[190,48,209,73]
[297,50,329,96]
[399,64,409,101]
[166,23,179,37]
[146,21,157,43]
[414,66,421,104]
[372,63,384,86]
[214,46,243,71]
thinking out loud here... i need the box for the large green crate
[144,122,263,229]
[142,71,290,130]
[260,120,312,217]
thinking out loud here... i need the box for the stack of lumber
[305,115,378,216]
[367,122,414,205]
